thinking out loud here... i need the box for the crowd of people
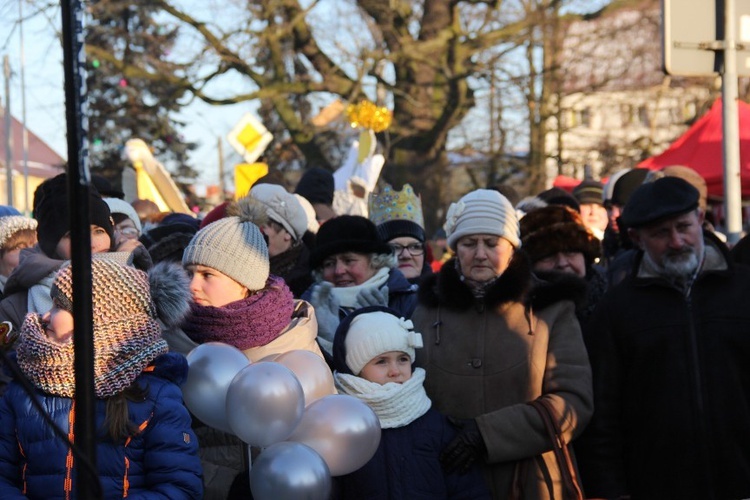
[0,165,746,499]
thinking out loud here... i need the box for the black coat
[577,233,750,499]
[335,409,490,500]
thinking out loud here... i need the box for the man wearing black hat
[577,177,750,499]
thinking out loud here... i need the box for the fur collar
[418,252,532,311]
[527,270,588,312]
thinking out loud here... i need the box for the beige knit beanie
[444,189,520,250]
[344,311,424,376]
[182,204,270,291]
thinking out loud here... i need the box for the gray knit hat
[250,183,308,241]
[105,198,143,234]
[444,189,520,250]
[182,202,270,291]
[0,216,37,249]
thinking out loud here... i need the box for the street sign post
[663,0,750,243]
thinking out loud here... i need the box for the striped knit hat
[17,259,189,398]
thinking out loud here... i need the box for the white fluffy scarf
[334,367,432,429]
[331,267,390,308]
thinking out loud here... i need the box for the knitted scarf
[17,313,168,398]
[182,275,295,351]
[334,367,431,429]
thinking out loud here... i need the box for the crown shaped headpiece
[369,183,424,228]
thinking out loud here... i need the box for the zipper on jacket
[64,401,76,500]
[17,436,26,495]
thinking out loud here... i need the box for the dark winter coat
[0,353,203,499]
[412,254,593,499]
[577,232,750,500]
[336,409,491,499]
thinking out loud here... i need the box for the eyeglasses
[390,243,424,256]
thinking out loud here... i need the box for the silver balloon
[274,350,335,406]
[288,394,381,476]
[250,442,331,500]
[226,362,305,447]
[183,342,250,432]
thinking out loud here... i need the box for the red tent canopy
[638,99,750,198]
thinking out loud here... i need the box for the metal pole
[60,0,99,496]
[19,0,29,215]
[3,55,12,207]
[722,0,743,243]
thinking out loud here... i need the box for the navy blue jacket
[336,409,490,499]
[0,352,203,499]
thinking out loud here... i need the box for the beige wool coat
[412,254,593,499]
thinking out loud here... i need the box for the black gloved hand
[440,417,487,474]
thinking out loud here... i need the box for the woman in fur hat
[302,215,418,358]
[166,198,324,499]
[520,204,608,328]
[0,259,202,498]
[411,189,593,499]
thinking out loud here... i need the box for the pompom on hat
[444,189,520,251]
[183,200,270,291]
[331,306,423,376]
[520,205,601,266]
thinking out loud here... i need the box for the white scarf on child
[334,367,431,429]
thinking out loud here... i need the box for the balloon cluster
[182,343,381,500]
[346,99,393,133]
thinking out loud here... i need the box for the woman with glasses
[303,215,418,357]
[369,183,432,284]
[105,198,143,246]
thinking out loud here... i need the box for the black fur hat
[309,215,392,270]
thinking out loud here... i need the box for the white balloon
[226,362,305,447]
[275,350,335,406]
[250,442,331,500]
[183,342,249,432]
[288,394,381,476]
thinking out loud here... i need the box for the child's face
[41,301,74,345]
[186,264,249,308]
[359,351,412,385]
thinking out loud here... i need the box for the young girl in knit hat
[331,306,490,499]
[0,258,203,498]
[169,197,324,499]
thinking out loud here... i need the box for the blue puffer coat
[336,409,490,499]
[0,352,203,499]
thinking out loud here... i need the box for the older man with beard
[577,176,750,500]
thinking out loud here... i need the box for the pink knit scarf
[182,275,295,351]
